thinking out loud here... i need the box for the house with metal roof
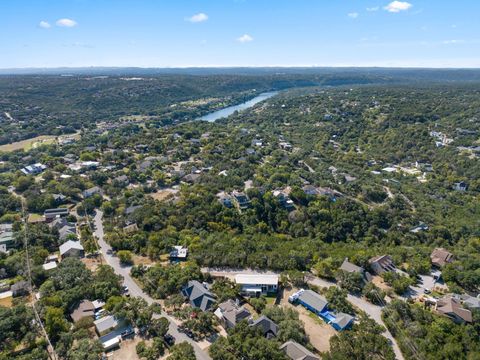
[331,312,354,331]
[59,240,84,259]
[280,341,319,360]
[182,280,216,311]
[293,289,328,316]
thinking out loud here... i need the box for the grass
[0,135,56,152]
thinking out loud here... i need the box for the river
[197,91,279,122]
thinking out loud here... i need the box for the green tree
[45,307,69,342]
[168,341,196,360]
[117,250,134,265]
[325,286,354,314]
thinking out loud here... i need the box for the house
[169,246,188,261]
[0,224,14,253]
[436,296,472,324]
[59,240,84,259]
[290,289,328,316]
[70,300,95,323]
[249,316,278,339]
[182,280,216,311]
[82,186,103,199]
[279,142,293,151]
[125,205,142,216]
[52,194,67,204]
[94,315,122,336]
[123,223,138,234]
[11,280,29,297]
[58,224,77,241]
[340,258,364,275]
[430,248,454,268]
[231,190,250,210]
[461,295,480,310]
[280,341,320,360]
[235,274,279,297]
[42,261,57,271]
[453,181,468,192]
[92,299,106,311]
[20,163,46,175]
[214,299,251,329]
[331,313,355,331]
[182,173,201,184]
[217,192,233,208]
[369,255,396,275]
[44,208,69,222]
[114,175,129,187]
[273,189,295,211]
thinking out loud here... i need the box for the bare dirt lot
[280,288,336,354]
[149,188,179,202]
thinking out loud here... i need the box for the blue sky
[0,0,478,68]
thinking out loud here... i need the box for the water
[197,91,278,122]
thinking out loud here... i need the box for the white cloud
[186,13,208,23]
[384,1,412,13]
[56,18,78,27]
[39,21,51,29]
[348,12,359,19]
[443,39,466,45]
[367,6,380,12]
[237,34,253,43]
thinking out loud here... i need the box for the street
[93,210,211,360]
[202,267,405,360]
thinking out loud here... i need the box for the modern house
[430,248,454,268]
[273,189,295,211]
[235,274,279,297]
[44,208,69,222]
[436,296,472,324]
[453,181,468,192]
[214,299,251,329]
[461,294,480,311]
[20,163,47,175]
[59,240,85,259]
[182,280,216,311]
[280,341,320,360]
[231,190,250,210]
[169,246,188,261]
[70,300,95,323]
[249,316,278,339]
[369,255,396,275]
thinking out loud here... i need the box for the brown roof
[430,248,454,267]
[436,296,472,323]
[71,300,95,323]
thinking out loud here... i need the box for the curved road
[93,210,211,360]
[203,268,404,360]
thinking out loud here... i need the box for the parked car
[121,328,134,339]
[164,334,175,346]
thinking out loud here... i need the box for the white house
[235,274,279,296]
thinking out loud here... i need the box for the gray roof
[59,240,84,256]
[94,315,118,333]
[218,300,251,325]
[339,258,364,274]
[462,295,480,310]
[182,280,216,311]
[58,224,76,240]
[250,315,278,337]
[298,290,328,313]
[125,205,142,215]
[332,313,354,329]
[280,341,320,360]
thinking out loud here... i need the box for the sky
[0,0,479,68]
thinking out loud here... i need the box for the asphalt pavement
[93,210,211,360]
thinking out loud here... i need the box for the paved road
[202,267,404,360]
[93,210,211,360]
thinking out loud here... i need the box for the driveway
[93,210,212,360]
[203,268,404,360]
